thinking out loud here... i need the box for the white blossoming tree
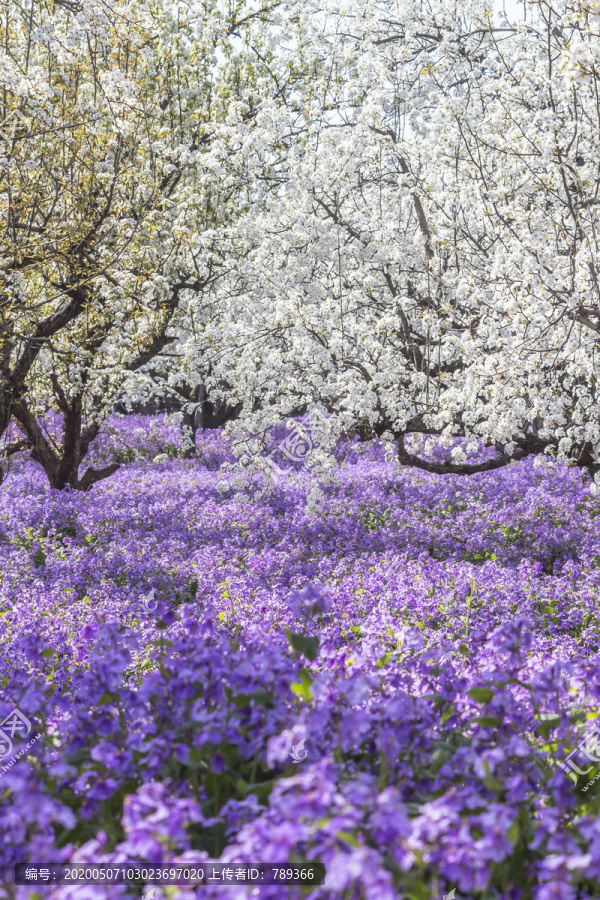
[0,0,279,488]
[208,0,600,481]
[8,0,600,487]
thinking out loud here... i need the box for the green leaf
[441,703,455,724]
[506,820,519,845]
[473,715,502,727]
[468,687,494,704]
[458,643,469,656]
[244,777,277,804]
[236,778,247,795]
[375,651,392,669]
[228,690,273,709]
[291,668,314,702]
[185,747,209,770]
[286,629,319,661]
[249,690,273,708]
[41,648,55,658]
[536,714,561,738]
[336,830,361,848]
[483,770,504,793]
[404,885,432,900]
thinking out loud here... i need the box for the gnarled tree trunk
[176,383,243,458]
[12,398,119,491]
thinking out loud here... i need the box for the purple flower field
[3,416,600,899]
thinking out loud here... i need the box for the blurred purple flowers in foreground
[2,417,600,897]
[289,584,332,621]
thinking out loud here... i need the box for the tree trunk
[181,384,203,459]
[13,399,119,491]
[197,396,243,431]
[178,383,242,458]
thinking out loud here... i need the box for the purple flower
[289,584,332,619]
[1,416,600,898]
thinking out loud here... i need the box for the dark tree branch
[394,430,561,476]
[77,462,120,492]
[1,438,28,457]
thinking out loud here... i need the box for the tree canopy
[4,0,600,486]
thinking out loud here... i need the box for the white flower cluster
[186,0,600,478]
[4,0,600,485]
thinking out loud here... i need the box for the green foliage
[285,629,320,661]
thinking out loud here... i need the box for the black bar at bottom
[15,862,326,886]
